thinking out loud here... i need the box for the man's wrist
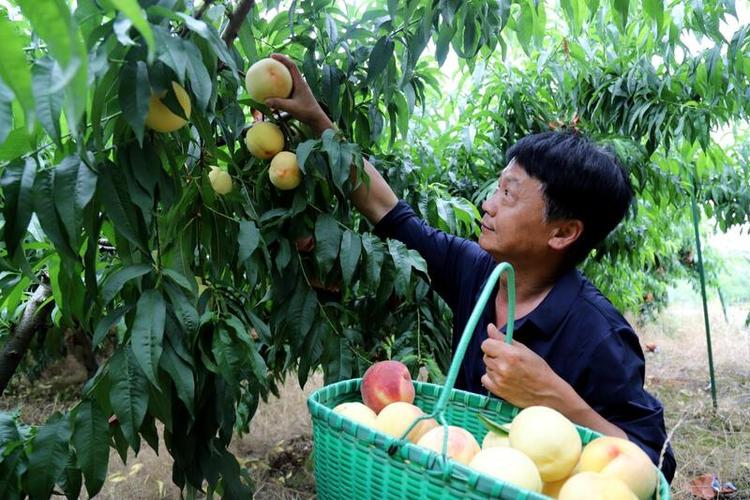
[311,114,335,136]
[546,375,584,416]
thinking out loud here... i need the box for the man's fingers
[270,53,304,85]
[264,97,294,111]
[487,323,506,341]
[481,338,505,357]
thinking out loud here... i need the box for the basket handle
[387,263,516,467]
[432,261,515,416]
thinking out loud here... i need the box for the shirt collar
[524,268,583,336]
[474,266,583,338]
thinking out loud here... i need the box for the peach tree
[0,0,748,497]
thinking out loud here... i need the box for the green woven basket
[308,263,672,499]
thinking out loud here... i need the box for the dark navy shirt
[374,200,675,482]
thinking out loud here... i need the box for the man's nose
[482,197,495,215]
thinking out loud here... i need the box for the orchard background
[0,0,748,498]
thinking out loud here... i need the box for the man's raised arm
[263,54,398,225]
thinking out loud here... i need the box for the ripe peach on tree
[145,81,192,133]
[245,122,285,159]
[245,57,293,102]
[268,151,302,190]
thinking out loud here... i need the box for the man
[264,54,676,482]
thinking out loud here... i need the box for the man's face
[478,160,554,261]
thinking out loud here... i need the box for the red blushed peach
[360,360,415,414]
[577,437,658,500]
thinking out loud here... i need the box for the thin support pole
[690,169,718,409]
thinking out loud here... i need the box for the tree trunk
[0,282,53,396]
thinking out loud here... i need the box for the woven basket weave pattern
[309,378,672,500]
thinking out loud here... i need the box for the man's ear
[548,219,584,251]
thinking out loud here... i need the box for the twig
[221,0,255,48]
[0,280,53,396]
[657,412,686,498]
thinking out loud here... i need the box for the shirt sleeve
[373,200,488,310]
[581,328,676,483]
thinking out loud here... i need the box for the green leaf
[314,214,342,276]
[387,239,412,296]
[155,27,188,83]
[435,22,455,67]
[34,168,79,262]
[322,64,341,121]
[225,316,267,384]
[612,0,629,29]
[289,284,317,339]
[184,42,211,110]
[478,413,512,435]
[339,231,361,287]
[297,321,325,388]
[60,450,82,500]
[53,156,97,251]
[295,139,318,173]
[72,400,109,497]
[238,19,258,63]
[15,0,88,131]
[0,78,12,143]
[119,60,150,144]
[160,340,195,416]
[362,234,385,288]
[109,0,156,62]
[515,0,533,53]
[98,161,148,253]
[238,220,260,262]
[25,413,72,499]
[1,158,36,257]
[131,289,166,387]
[0,13,34,126]
[162,268,194,294]
[93,305,130,346]
[322,334,353,384]
[643,0,663,25]
[367,36,395,83]
[176,13,237,75]
[163,283,199,336]
[109,348,149,450]
[32,58,64,141]
[101,264,152,304]
[0,127,37,162]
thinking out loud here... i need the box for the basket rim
[307,378,672,499]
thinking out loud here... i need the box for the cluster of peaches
[333,360,659,500]
[142,57,303,195]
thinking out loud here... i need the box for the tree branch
[0,281,53,396]
[221,0,255,48]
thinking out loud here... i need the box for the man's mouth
[480,222,494,232]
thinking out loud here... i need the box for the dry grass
[635,300,750,500]
[2,299,748,499]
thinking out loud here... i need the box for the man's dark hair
[506,130,634,266]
